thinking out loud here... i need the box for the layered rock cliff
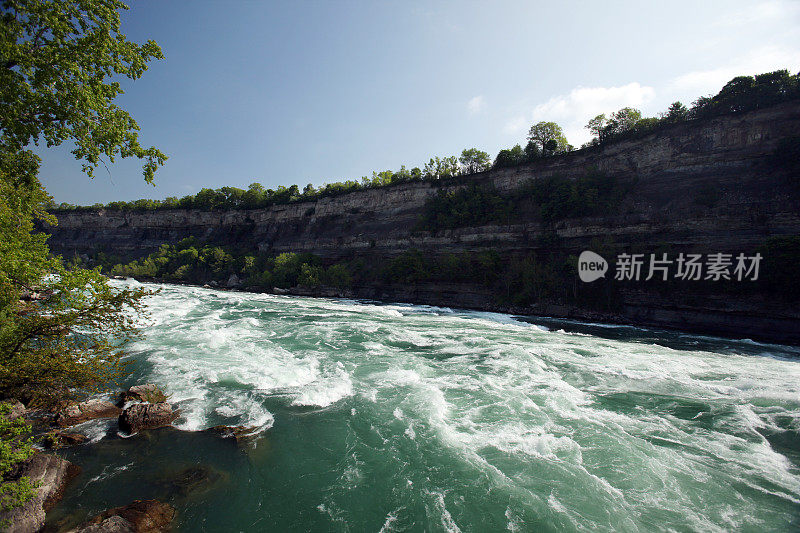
[44,101,800,344]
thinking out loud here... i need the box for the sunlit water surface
[47,281,800,532]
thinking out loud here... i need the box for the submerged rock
[118,403,177,434]
[0,453,80,533]
[205,424,260,444]
[158,465,221,497]
[117,384,167,406]
[69,500,175,533]
[42,430,88,449]
[55,399,121,427]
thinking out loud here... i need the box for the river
[47,281,800,532]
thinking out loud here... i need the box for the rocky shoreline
[1,385,260,533]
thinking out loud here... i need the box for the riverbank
[119,275,800,346]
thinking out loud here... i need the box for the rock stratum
[43,102,800,344]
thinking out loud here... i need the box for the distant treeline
[90,233,800,312]
[54,69,800,213]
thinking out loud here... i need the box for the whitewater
[49,281,800,532]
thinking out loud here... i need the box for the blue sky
[38,0,800,205]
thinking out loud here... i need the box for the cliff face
[44,101,800,343]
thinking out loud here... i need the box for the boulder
[226,274,240,288]
[118,403,177,434]
[205,424,260,444]
[42,430,89,449]
[69,500,174,533]
[117,384,167,406]
[0,453,80,533]
[56,399,122,427]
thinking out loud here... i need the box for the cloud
[503,82,656,146]
[668,45,800,98]
[467,95,485,114]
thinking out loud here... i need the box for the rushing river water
[48,281,800,532]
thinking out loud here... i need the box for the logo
[578,250,608,282]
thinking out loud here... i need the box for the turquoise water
[48,281,800,532]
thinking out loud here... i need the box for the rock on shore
[55,399,121,427]
[0,453,80,533]
[68,500,175,533]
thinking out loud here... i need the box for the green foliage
[298,264,323,288]
[527,122,569,154]
[324,264,351,289]
[105,241,348,292]
[459,148,491,174]
[493,144,526,168]
[418,169,625,231]
[53,147,502,213]
[0,0,167,182]
[523,170,627,223]
[417,185,512,231]
[662,101,688,123]
[0,403,35,526]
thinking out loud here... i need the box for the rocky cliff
[44,101,800,344]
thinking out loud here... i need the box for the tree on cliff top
[0,0,164,517]
[527,121,569,155]
[459,148,491,174]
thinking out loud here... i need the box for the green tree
[603,107,642,137]
[0,402,34,525]
[662,101,688,122]
[0,0,164,517]
[493,144,525,168]
[586,114,608,142]
[459,148,491,174]
[527,122,568,154]
[0,0,166,181]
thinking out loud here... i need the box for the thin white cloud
[504,82,656,146]
[668,45,800,98]
[467,95,485,114]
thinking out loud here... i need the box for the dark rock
[55,399,121,427]
[69,500,175,533]
[42,430,89,449]
[158,465,220,497]
[117,384,167,407]
[226,273,240,288]
[0,453,80,533]
[205,424,260,444]
[118,403,177,434]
